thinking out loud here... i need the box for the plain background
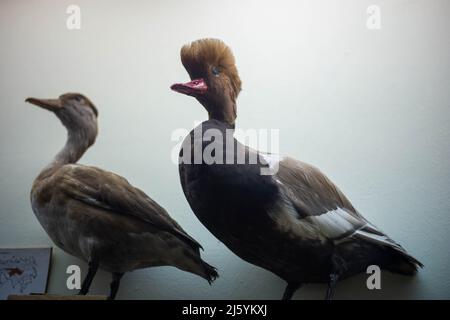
[0,0,449,299]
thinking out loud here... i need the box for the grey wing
[55,164,203,250]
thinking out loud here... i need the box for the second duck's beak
[170,78,208,97]
[25,97,62,112]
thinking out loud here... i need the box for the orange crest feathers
[180,38,242,98]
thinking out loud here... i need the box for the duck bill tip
[25,97,62,111]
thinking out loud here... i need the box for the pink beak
[171,78,208,96]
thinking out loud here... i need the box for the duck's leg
[325,254,346,300]
[108,272,124,300]
[325,274,339,300]
[282,282,302,300]
[78,259,99,295]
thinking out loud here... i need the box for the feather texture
[181,38,242,98]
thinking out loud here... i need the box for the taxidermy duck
[26,93,217,299]
[171,39,423,300]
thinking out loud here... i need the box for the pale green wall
[1,0,449,299]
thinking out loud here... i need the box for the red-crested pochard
[26,93,217,299]
[171,39,422,300]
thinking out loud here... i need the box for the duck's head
[26,93,98,145]
[171,38,242,126]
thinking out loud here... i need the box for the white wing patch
[270,196,366,242]
[306,208,365,239]
[353,229,401,250]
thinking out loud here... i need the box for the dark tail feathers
[202,260,219,284]
[387,249,424,276]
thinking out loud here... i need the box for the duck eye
[74,96,84,103]
[211,66,220,76]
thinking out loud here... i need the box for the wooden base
[7,294,108,300]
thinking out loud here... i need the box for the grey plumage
[27,93,217,299]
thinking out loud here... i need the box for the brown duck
[171,38,423,300]
[26,93,217,299]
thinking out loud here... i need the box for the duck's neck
[54,130,91,165]
[37,129,92,180]
[207,98,237,129]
